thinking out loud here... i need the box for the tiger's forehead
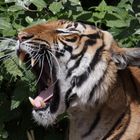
[19,20,65,34]
[19,20,99,35]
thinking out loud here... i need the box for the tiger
[16,19,140,140]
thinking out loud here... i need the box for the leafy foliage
[0,0,140,139]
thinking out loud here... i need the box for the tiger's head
[16,20,140,126]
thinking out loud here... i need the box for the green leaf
[106,20,129,28]
[135,29,140,35]
[95,0,112,12]
[2,28,16,36]
[3,58,23,78]
[25,16,33,24]
[49,2,63,14]
[11,100,20,110]
[4,0,16,3]
[0,75,3,81]
[0,7,7,11]
[13,80,31,101]
[68,0,81,5]
[0,18,11,30]
[0,39,16,51]
[8,5,22,12]
[93,11,106,19]
[13,23,24,31]
[118,0,134,7]
[30,0,46,10]
[1,130,8,139]
[77,12,93,21]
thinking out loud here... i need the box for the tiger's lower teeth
[31,57,36,67]
[29,97,35,106]
[40,100,46,108]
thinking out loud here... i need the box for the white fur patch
[102,31,113,50]
[32,109,56,127]
[32,95,66,126]
[74,60,108,105]
[71,53,92,77]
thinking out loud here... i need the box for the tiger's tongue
[33,86,53,108]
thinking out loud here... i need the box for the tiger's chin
[32,107,57,127]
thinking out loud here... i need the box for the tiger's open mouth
[17,47,54,110]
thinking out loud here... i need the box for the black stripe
[74,22,78,28]
[64,46,73,53]
[71,45,88,59]
[87,33,100,39]
[68,46,104,87]
[50,80,60,113]
[86,35,104,100]
[89,46,104,70]
[33,38,50,45]
[66,45,88,78]
[66,24,72,29]
[77,46,104,87]
[55,50,65,58]
[56,30,69,34]
[66,55,83,78]
[70,36,97,59]
[79,22,86,29]
[85,39,96,46]
[66,36,98,78]
[88,82,100,102]
[129,70,140,99]
[88,60,108,102]
[65,76,78,109]
[82,113,100,138]
[65,36,78,43]
[59,40,73,53]
[81,32,100,40]
[75,72,89,87]
[65,92,77,109]
[102,110,129,140]
[65,87,73,109]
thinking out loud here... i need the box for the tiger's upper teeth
[19,53,25,65]
[31,58,35,67]
[29,97,35,106]
[19,59,22,66]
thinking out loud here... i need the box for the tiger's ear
[111,42,140,69]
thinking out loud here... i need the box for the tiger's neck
[68,76,128,140]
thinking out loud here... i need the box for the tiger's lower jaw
[32,100,66,127]
[32,108,57,127]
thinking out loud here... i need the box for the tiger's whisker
[25,55,40,71]
[0,55,11,62]
[45,53,59,89]
[0,52,16,62]
[48,48,65,55]
[33,54,42,67]
[47,50,61,74]
[46,54,53,81]
[0,37,16,42]
[35,54,45,86]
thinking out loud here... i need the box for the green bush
[0,0,140,139]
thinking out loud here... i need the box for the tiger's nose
[18,32,34,42]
